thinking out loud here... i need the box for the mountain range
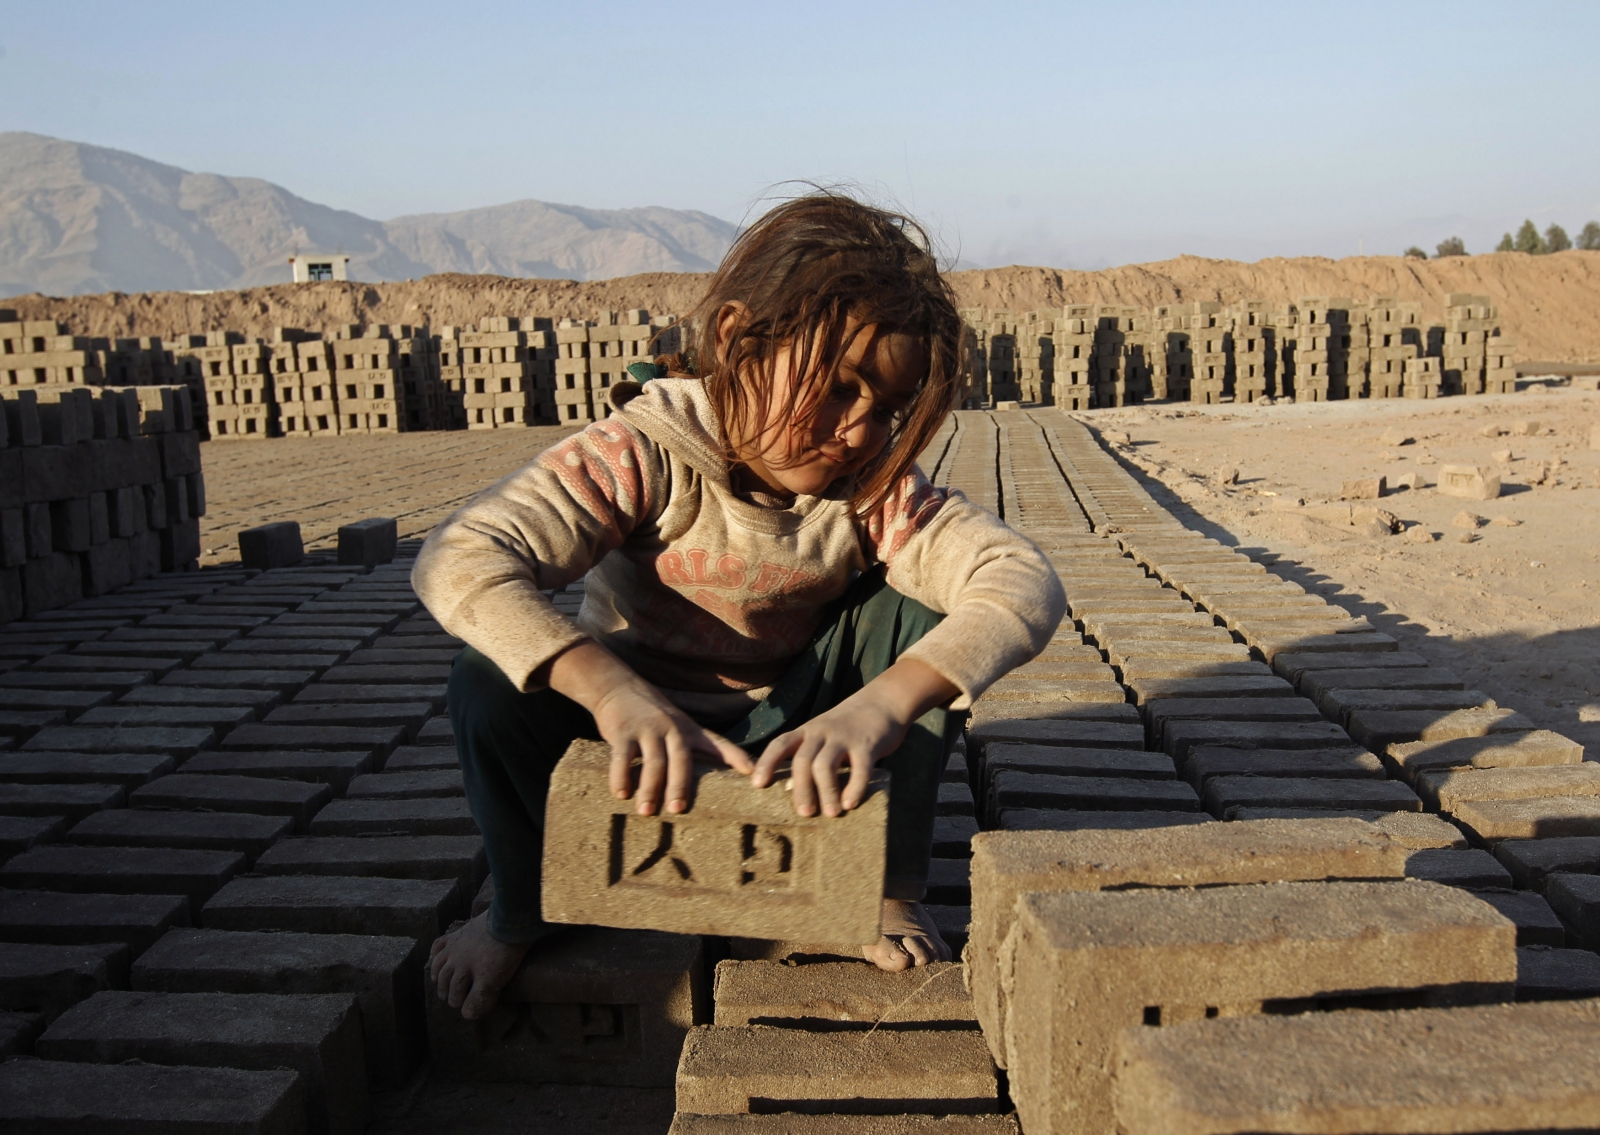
[0,132,740,298]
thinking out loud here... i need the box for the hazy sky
[3,1,1597,270]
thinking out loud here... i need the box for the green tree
[1403,246,1428,259]
[1514,219,1545,254]
[1435,236,1466,257]
[1579,221,1600,251]
[1496,232,1515,252]
[1545,224,1572,252]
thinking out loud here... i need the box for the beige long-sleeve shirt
[413,379,1063,723]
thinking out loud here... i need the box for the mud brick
[132,927,423,1089]
[1127,675,1291,703]
[161,668,316,694]
[712,958,972,1030]
[1182,745,1382,787]
[274,612,398,631]
[994,808,1212,833]
[1142,696,1323,745]
[0,669,153,694]
[1208,776,1420,817]
[336,517,397,568]
[101,626,236,646]
[1161,718,1350,759]
[225,636,362,654]
[119,684,284,713]
[1473,890,1565,947]
[0,941,126,1020]
[542,739,886,944]
[927,857,970,905]
[24,724,215,757]
[1011,880,1515,1135]
[1107,642,1252,668]
[0,890,189,955]
[307,797,477,837]
[40,989,368,1135]
[1299,665,1465,699]
[967,717,1144,756]
[676,1024,998,1114]
[0,1059,305,1134]
[1544,874,1600,949]
[294,683,446,710]
[248,624,379,643]
[130,774,332,833]
[0,687,113,715]
[238,521,304,570]
[0,781,125,819]
[320,663,453,684]
[0,814,66,864]
[0,708,68,737]
[73,704,256,735]
[31,654,181,676]
[66,809,291,862]
[932,814,978,857]
[221,723,404,758]
[1094,623,1233,645]
[1111,999,1600,1135]
[1518,945,1600,1000]
[988,771,1199,816]
[255,835,485,891]
[203,874,462,940]
[1418,763,1600,813]
[0,751,174,787]
[1007,659,1118,681]
[967,819,1404,1068]
[427,925,703,1087]
[414,715,455,743]
[180,750,373,791]
[343,647,458,666]
[983,743,1174,781]
[1388,730,1585,781]
[297,600,417,618]
[264,702,432,738]
[143,612,269,630]
[1271,649,1430,683]
[1454,796,1600,844]
[1404,847,1512,889]
[192,651,341,671]
[346,769,463,798]
[1495,837,1600,890]
[383,744,459,772]
[1,844,246,906]
[1118,660,1274,683]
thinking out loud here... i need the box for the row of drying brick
[0,547,515,1132]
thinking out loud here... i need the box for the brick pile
[552,310,676,425]
[2,402,1597,1132]
[454,316,556,430]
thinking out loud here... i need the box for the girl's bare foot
[862,899,952,972]
[428,912,533,1020]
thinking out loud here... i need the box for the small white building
[287,253,351,283]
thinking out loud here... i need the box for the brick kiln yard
[6,402,1600,1133]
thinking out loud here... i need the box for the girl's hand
[750,657,960,818]
[543,640,752,816]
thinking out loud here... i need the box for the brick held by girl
[415,191,1064,1020]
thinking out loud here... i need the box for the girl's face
[735,320,926,498]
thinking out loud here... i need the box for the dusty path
[1075,386,1600,755]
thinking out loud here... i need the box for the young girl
[415,193,1064,1020]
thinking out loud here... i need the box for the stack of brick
[458,317,555,430]
[1339,297,1370,397]
[328,325,433,434]
[1053,306,1095,410]
[1228,301,1276,402]
[1439,293,1497,395]
[1186,303,1229,404]
[586,310,656,416]
[958,313,990,408]
[1286,298,1340,401]
[433,327,468,429]
[1149,304,1192,402]
[1485,332,1517,394]
[1089,306,1137,408]
[275,335,341,437]
[985,314,1021,404]
[0,383,204,622]
[1367,296,1422,399]
[0,317,104,387]
[1016,311,1054,404]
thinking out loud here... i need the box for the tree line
[1403,220,1600,259]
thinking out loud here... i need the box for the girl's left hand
[749,657,959,817]
[750,693,907,817]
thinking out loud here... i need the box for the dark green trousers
[448,567,958,944]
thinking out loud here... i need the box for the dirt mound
[7,252,1599,361]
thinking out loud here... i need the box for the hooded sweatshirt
[412,379,1064,723]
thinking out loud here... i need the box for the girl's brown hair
[679,190,962,515]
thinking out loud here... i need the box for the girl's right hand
[592,679,753,815]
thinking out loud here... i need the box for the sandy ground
[1077,384,1600,755]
